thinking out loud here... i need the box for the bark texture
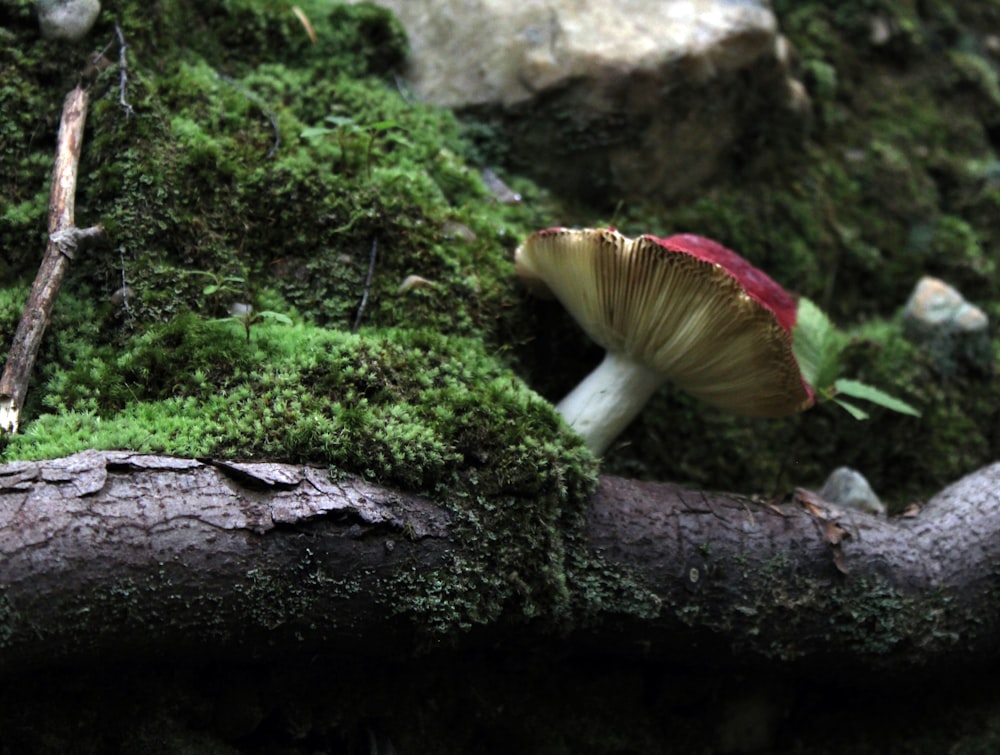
[1,450,999,676]
[586,470,1000,673]
[0,450,452,672]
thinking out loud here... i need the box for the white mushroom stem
[556,351,664,456]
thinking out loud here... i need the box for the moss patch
[2,312,603,630]
[0,0,560,475]
[1,0,548,344]
[3,2,1000,752]
[2,0,1000,623]
[0,0,602,635]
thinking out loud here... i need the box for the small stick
[352,238,378,333]
[0,85,103,434]
[115,24,135,119]
[291,6,318,44]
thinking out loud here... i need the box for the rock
[903,276,992,375]
[819,467,886,517]
[349,0,808,202]
[36,0,101,41]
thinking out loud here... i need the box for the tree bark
[1,449,998,676]
[585,469,1000,676]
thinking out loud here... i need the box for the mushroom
[515,227,815,454]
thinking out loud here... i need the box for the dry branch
[1,451,999,677]
[0,85,103,434]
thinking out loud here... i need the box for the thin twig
[115,24,135,119]
[118,247,130,314]
[352,238,378,333]
[0,86,102,434]
[116,245,135,329]
[393,73,414,105]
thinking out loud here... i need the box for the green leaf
[256,310,293,325]
[792,297,842,389]
[834,379,921,417]
[324,115,357,128]
[299,126,336,139]
[832,397,869,420]
[203,284,219,295]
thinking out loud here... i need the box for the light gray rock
[349,0,808,202]
[819,467,886,517]
[36,0,101,41]
[903,276,992,374]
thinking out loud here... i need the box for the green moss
[3,0,1000,634]
[0,0,596,634]
[2,0,544,345]
[4,315,579,481]
[0,0,549,414]
[2,314,599,631]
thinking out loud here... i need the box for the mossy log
[1,450,999,677]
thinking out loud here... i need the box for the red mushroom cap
[650,234,799,334]
[515,227,815,416]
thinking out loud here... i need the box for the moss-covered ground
[2,0,999,509]
[0,0,616,642]
[3,0,1000,751]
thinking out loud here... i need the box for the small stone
[903,276,992,374]
[869,16,895,46]
[481,168,521,205]
[37,0,101,41]
[228,302,253,318]
[819,467,886,517]
[109,285,134,308]
[440,220,477,243]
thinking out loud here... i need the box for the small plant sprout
[515,228,815,455]
[792,297,920,420]
[224,303,293,343]
[184,269,248,303]
[300,115,408,177]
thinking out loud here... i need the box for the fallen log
[0,450,998,676]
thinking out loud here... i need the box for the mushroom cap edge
[514,227,815,416]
